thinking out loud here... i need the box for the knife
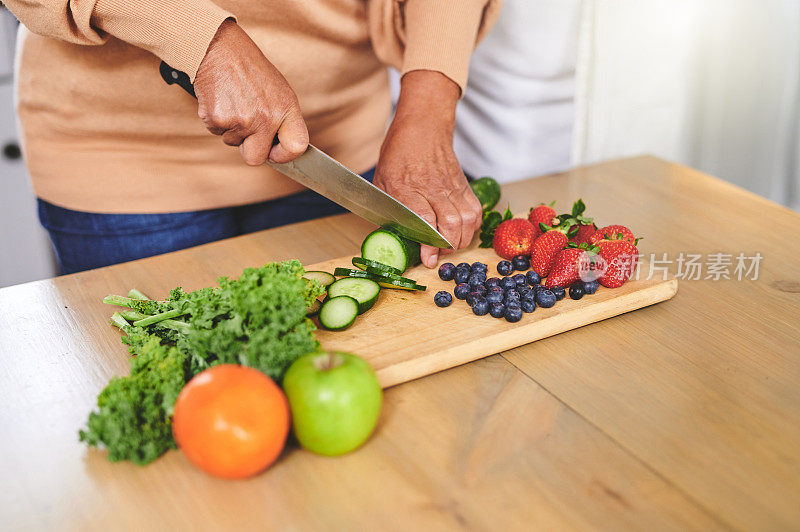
[159,62,453,249]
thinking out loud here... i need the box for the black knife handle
[159,61,280,147]
[159,61,196,99]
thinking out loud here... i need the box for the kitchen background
[1,0,798,288]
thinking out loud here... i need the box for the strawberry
[570,222,598,245]
[492,218,537,260]
[589,225,636,245]
[528,202,557,238]
[530,220,578,277]
[545,243,600,288]
[597,240,639,288]
[556,199,596,244]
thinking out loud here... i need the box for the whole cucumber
[469,176,501,213]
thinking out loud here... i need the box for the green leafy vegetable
[80,259,325,465]
[79,335,190,464]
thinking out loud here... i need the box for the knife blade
[159,62,453,249]
[269,146,452,248]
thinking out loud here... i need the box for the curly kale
[79,335,190,464]
[81,259,325,464]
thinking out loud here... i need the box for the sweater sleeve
[2,0,233,81]
[367,0,502,95]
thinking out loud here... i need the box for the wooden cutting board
[310,246,678,388]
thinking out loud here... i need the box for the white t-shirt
[454,0,581,183]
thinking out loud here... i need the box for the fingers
[221,126,249,147]
[420,245,439,269]
[239,131,274,166]
[399,194,440,268]
[202,107,307,166]
[457,186,483,247]
[269,110,309,163]
[204,105,308,167]
[428,193,463,251]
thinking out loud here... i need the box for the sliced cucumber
[334,267,426,291]
[336,267,418,285]
[318,296,359,331]
[302,270,336,288]
[351,256,403,276]
[327,277,380,314]
[361,227,421,274]
[306,299,323,316]
[375,278,426,291]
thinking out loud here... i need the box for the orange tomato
[172,364,290,479]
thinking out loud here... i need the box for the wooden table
[1,156,798,530]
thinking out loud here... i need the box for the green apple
[282,351,382,456]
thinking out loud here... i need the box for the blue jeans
[39,168,375,274]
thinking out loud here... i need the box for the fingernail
[428,254,438,268]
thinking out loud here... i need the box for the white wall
[0,9,57,288]
[572,0,800,210]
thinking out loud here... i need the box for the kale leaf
[81,259,324,464]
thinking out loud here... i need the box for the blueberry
[472,284,487,296]
[486,290,504,305]
[489,302,506,318]
[471,262,488,273]
[504,306,523,322]
[512,255,530,271]
[470,271,487,283]
[438,263,456,281]
[536,289,556,308]
[501,277,517,290]
[454,268,470,284]
[569,284,585,300]
[472,298,490,316]
[519,287,534,300]
[434,291,452,307]
[467,291,486,307]
[497,260,513,276]
[550,285,566,301]
[534,285,546,295]
[583,280,599,295]
[454,283,470,300]
[468,276,486,290]
[457,262,471,270]
[526,271,541,286]
[513,273,527,287]
[485,277,501,289]
[505,289,520,301]
[521,299,536,313]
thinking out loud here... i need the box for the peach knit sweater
[6,0,499,213]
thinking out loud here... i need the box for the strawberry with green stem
[492,216,538,260]
[528,201,558,238]
[588,224,637,246]
[544,242,601,289]
[530,219,579,277]
[553,199,596,245]
[597,239,639,288]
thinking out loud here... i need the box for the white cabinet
[0,9,58,287]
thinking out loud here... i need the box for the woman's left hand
[374,71,483,268]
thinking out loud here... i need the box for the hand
[373,71,482,268]
[193,19,309,165]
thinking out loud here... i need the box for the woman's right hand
[193,20,309,166]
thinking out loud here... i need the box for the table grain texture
[1,156,798,531]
